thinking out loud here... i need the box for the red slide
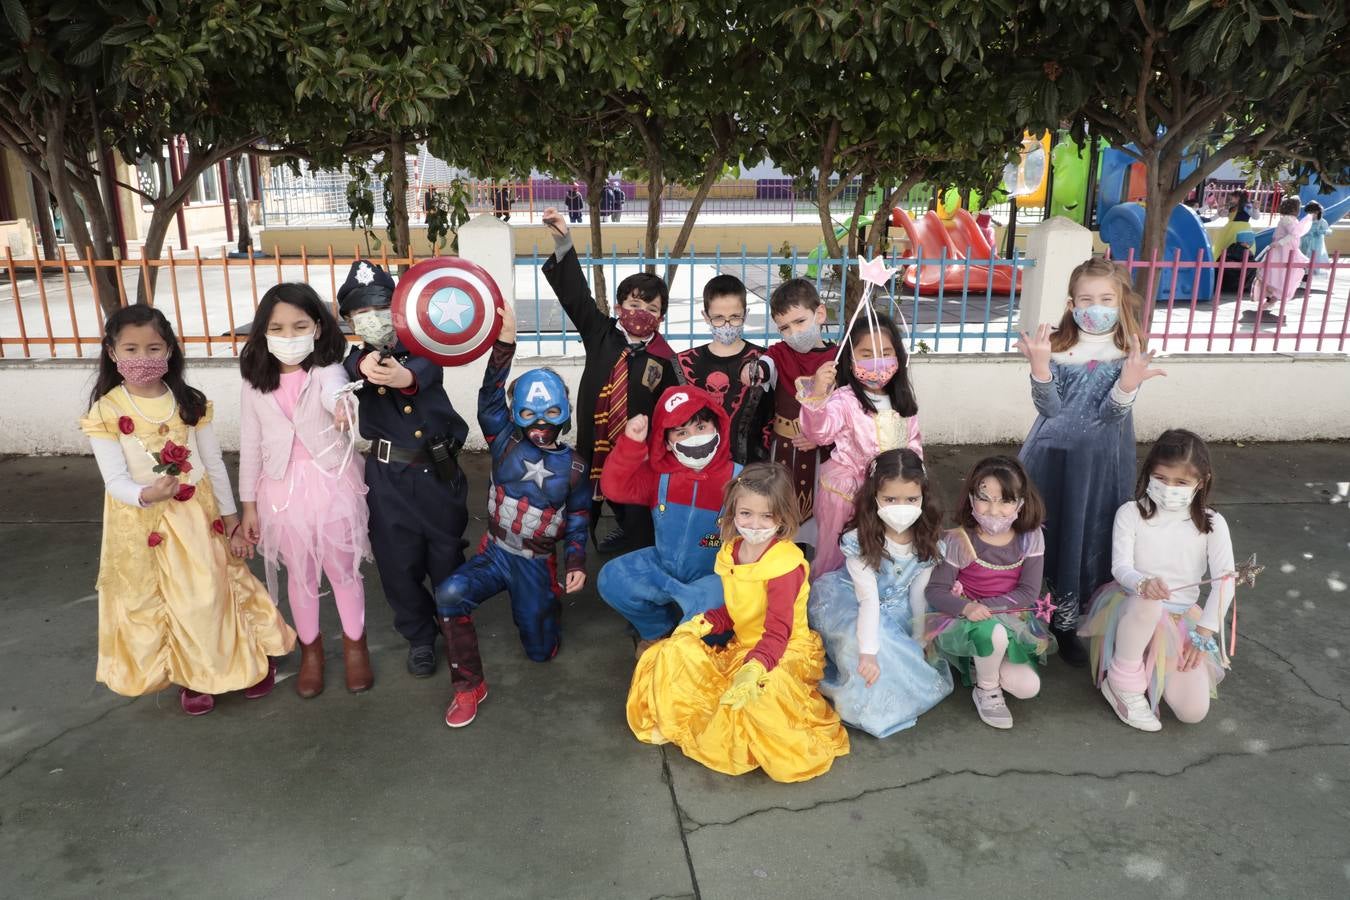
[890,208,1020,295]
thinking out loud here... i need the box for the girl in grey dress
[1015,259,1165,665]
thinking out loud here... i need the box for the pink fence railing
[1112,248,1347,353]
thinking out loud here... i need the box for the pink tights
[287,561,366,645]
[1106,596,1210,723]
[972,624,1041,699]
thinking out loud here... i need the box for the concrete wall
[5,351,1346,458]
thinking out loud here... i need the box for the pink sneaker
[444,682,489,728]
[243,659,278,700]
[179,688,216,716]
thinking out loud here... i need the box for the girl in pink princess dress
[1248,197,1311,327]
[235,283,372,698]
[796,311,922,580]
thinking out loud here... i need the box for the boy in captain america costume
[434,303,589,728]
[597,385,741,659]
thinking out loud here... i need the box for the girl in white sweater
[1080,429,1237,732]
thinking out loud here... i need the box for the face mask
[877,503,922,533]
[1147,477,1197,512]
[351,309,395,348]
[525,424,560,448]
[668,431,719,470]
[115,355,169,385]
[618,307,659,339]
[781,318,822,353]
[970,497,1023,536]
[736,524,778,545]
[852,356,899,390]
[266,333,315,366]
[1072,304,1119,335]
[709,322,744,346]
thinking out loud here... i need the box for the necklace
[121,385,177,435]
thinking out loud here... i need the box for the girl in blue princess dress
[808,448,953,737]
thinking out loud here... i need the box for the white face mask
[669,431,719,471]
[877,502,922,533]
[267,333,315,366]
[351,309,395,348]
[736,524,777,545]
[1147,477,1197,512]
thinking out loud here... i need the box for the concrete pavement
[1,442,1347,899]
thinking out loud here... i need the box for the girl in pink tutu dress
[796,311,922,580]
[235,283,372,697]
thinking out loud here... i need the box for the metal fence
[3,244,1345,360]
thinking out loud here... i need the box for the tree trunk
[664,150,727,284]
[136,210,176,304]
[586,179,609,314]
[228,155,251,255]
[29,174,58,260]
[387,135,410,258]
[43,111,118,313]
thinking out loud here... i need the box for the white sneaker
[1101,679,1162,732]
[972,686,1013,729]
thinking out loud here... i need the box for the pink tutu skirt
[255,457,371,600]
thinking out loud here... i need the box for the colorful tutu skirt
[1079,583,1226,713]
[626,630,849,783]
[923,611,1056,687]
[809,571,953,738]
[255,457,370,602]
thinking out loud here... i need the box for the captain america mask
[512,368,570,438]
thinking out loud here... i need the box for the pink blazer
[238,363,352,501]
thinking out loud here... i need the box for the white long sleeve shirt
[89,420,237,516]
[1110,500,1235,633]
[846,536,933,655]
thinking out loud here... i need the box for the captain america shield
[390,257,505,366]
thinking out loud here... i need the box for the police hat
[337,261,396,316]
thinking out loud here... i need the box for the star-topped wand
[1167,553,1265,593]
[831,254,899,364]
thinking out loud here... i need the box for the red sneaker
[179,688,216,716]
[243,659,277,700]
[444,682,489,728]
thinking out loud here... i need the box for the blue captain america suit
[435,340,589,662]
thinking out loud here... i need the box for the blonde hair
[718,462,801,542]
[1050,257,1144,353]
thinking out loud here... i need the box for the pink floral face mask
[851,356,898,390]
[115,355,169,385]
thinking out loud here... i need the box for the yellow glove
[718,660,768,710]
[673,615,714,639]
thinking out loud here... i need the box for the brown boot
[343,633,374,693]
[296,635,324,699]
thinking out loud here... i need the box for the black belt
[373,439,429,465]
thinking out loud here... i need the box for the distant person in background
[1245,196,1311,327]
[1219,228,1258,296]
[1301,201,1329,266]
[565,183,585,224]
[975,211,996,249]
[492,184,514,222]
[1230,190,1254,223]
[607,180,626,222]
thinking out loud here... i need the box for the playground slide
[1049,139,1095,222]
[892,209,1019,295]
[1100,202,1215,301]
[951,209,1021,292]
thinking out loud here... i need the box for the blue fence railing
[519,247,1034,356]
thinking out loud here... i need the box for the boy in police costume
[338,261,470,678]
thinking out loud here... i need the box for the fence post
[457,213,516,311]
[1017,216,1093,331]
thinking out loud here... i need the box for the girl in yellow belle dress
[626,462,849,782]
[80,306,295,715]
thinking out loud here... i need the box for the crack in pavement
[678,740,1350,834]
[660,745,702,900]
[0,698,137,783]
[1242,631,1350,716]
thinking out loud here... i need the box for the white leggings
[972,624,1040,699]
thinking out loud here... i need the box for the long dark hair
[1135,428,1214,533]
[846,448,942,569]
[836,311,918,417]
[90,305,206,425]
[239,283,348,392]
[955,455,1045,534]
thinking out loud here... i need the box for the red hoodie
[600,385,735,511]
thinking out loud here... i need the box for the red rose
[148,532,163,547]
[174,483,196,502]
[159,440,190,466]
[177,459,193,474]
[118,416,135,435]
[212,519,225,535]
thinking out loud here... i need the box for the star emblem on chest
[519,457,550,489]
